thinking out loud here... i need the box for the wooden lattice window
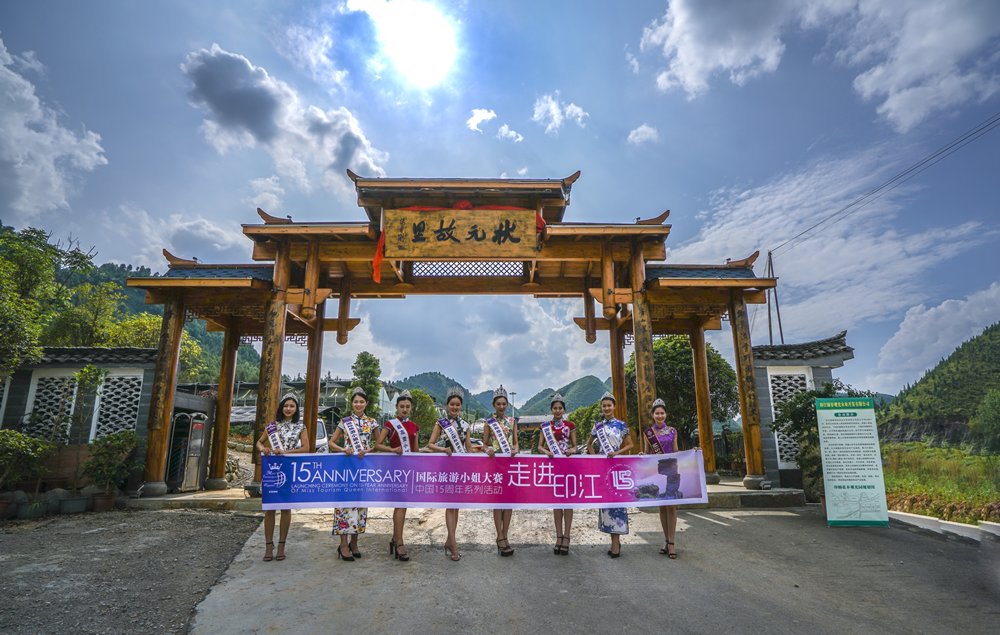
[412,261,523,277]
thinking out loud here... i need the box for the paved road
[191,506,999,635]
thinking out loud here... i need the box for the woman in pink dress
[537,393,577,555]
[642,398,680,558]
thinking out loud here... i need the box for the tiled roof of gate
[752,331,854,361]
[163,265,274,281]
[645,266,758,280]
[40,347,158,366]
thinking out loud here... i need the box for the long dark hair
[276,396,300,423]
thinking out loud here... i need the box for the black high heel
[389,538,396,555]
[275,541,286,561]
[607,542,620,558]
[337,545,355,562]
[263,541,274,562]
[395,542,410,562]
[496,538,514,557]
[553,534,563,555]
[561,536,571,555]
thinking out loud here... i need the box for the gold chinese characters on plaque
[383,209,536,259]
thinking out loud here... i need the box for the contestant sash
[487,417,512,455]
[440,419,467,453]
[388,418,411,453]
[644,427,665,454]
[541,421,564,457]
[594,421,614,455]
[342,416,365,452]
[265,421,284,452]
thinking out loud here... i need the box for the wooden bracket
[163,249,197,266]
[727,251,760,268]
[589,288,633,305]
[285,288,333,306]
[257,208,292,224]
[636,210,670,225]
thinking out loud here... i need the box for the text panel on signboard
[383,209,536,259]
[816,397,889,527]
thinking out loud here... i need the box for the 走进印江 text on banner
[261,450,707,510]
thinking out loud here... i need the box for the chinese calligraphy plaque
[384,209,536,259]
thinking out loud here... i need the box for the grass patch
[882,442,1000,524]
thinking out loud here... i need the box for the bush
[0,429,54,490]
[82,430,145,495]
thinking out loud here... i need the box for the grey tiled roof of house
[645,266,758,280]
[40,347,158,365]
[752,331,854,361]
[163,265,274,282]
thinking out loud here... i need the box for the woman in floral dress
[427,386,472,561]
[255,394,310,562]
[328,386,378,562]
[537,393,577,555]
[587,391,633,558]
[482,385,518,557]
[642,398,680,558]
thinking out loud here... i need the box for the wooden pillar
[301,240,321,320]
[253,242,291,484]
[142,294,186,497]
[302,300,326,452]
[600,241,616,319]
[206,319,240,490]
[729,289,766,489]
[583,275,597,344]
[690,317,720,484]
[609,318,627,423]
[630,239,656,445]
[336,275,351,345]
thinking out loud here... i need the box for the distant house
[752,330,855,488]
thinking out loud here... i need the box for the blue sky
[1,0,999,405]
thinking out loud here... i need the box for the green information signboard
[816,398,889,527]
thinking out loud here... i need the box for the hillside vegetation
[516,375,612,416]
[880,321,1000,426]
[396,372,492,415]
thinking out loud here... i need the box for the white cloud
[12,50,45,75]
[243,175,286,212]
[627,123,659,145]
[667,144,994,342]
[626,50,639,74]
[181,44,387,198]
[270,23,348,88]
[0,38,106,222]
[866,283,1000,392]
[639,0,1000,131]
[517,167,528,176]
[466,108,496,132]
[108,204,248,270]
[496,124,523,142]
[531,91,589,134]
[499,172,508,179]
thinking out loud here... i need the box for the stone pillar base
[743,474,770,490]
[142,481,169,497]
[204,478,229,491]
[705,471,721,485]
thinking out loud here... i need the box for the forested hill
[396,372,492,414]
[880,321,1000,425]
[516,375,613,416]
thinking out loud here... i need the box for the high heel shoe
[607,543,620,558]
[395,542,410,562]
[561,536,571,555]
[337,545,355,562]
[389,538,396,555]
[351,546,363,559]
[553,534,563,555]
[275,541,286,561]
[263,541,274,562]
[496,537,514,557]
[445,544,461,561]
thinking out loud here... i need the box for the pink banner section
[261,449,707,510]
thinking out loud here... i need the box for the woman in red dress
[374,390,419,562]
[537,393,577,555]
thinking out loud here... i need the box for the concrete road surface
[191,506,999,635]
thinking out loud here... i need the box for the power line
[771,109,1000,259]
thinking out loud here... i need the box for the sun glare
[352,0,457,89]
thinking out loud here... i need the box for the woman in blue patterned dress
[642,398,680,558]
[255,394,310,562]
[587,391,633,558]
[328,386,378,562]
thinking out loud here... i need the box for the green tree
[567,402,602,443]
[624,335,739,449]
[972,388,1000,451]
[351,351,382,418]
[42,282,124,347]
[103,313,205,382]
[0,260,42,379]
[409,388,438,441]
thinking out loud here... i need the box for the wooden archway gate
[128,172,775,496]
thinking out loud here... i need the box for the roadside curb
[888,510,1000,544]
